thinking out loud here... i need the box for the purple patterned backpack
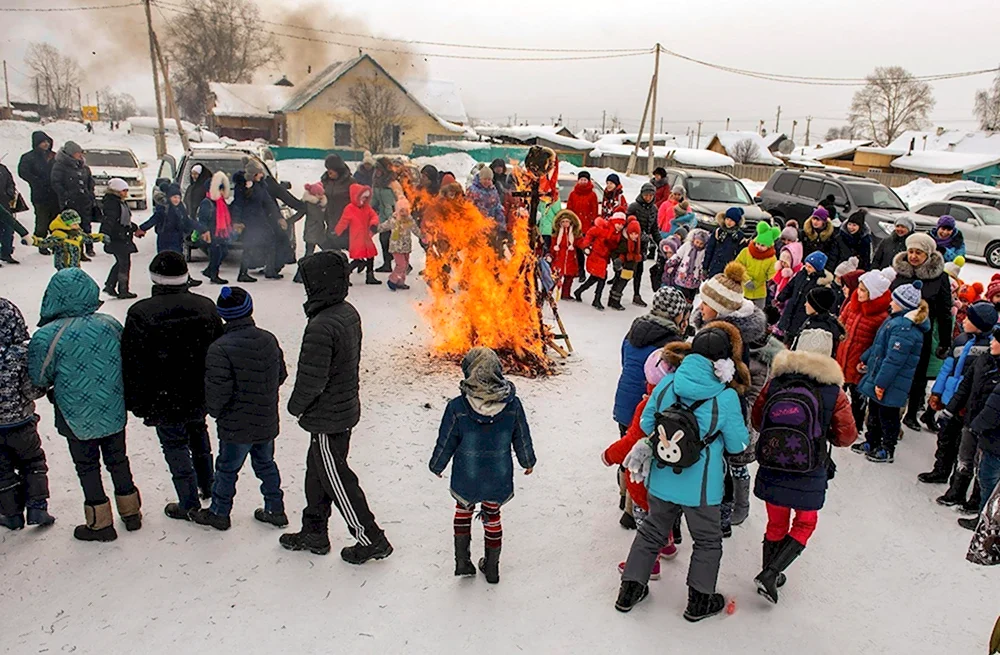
[756,381,826,473]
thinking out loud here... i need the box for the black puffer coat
[288,250,362,434]
[17,131,58,208]
[322,156,352,251]
[205,317,287,443]
[50,150,96,218]
[627,183,659,247]
[184,165,213,216]
[100,192,138,256]
[121,287,224,426]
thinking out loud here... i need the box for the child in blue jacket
[616,322,750,621]
[919,301,998,483]
[429,347,536,584]
[852,281,930,463]
[140,184,206,255]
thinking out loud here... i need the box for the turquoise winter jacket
[640,354,749,507]
[27,268,127,440]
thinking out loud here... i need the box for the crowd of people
[1,138,998,619]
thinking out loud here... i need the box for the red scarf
[214,197,232,238]
[750,241,775,259]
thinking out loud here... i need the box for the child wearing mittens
[25,210,104,271]
[736,222,781,308]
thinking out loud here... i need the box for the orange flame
[402,173,552,374]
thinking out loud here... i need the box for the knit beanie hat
[806,286,836,315]
[834,255,860,279]
[958,282,984,305]
[892,280,923,312]
[700,262,747,316]
[149,251,189,287]
[988,274,1000,301]
[672,184,686,197]
[166,183,182,198]
[724,207,744,224]
[60,209,81,226]
[780,226,798,242]
[846,210,866,228]
[245,160,265,178]
[810,206,830,223]
[894,215,916,232]
[304,182,325,197]
[804,250,828,272]
[606,173,621,187]
[754,222,781,248]
[216,286,253,321]
[937,215,957,230]
[944,255,966,280]
[966,301,998,332]
[625,219,642,237]
[577,170,591,180]
[63,141,82,156]
[641,182,656,196]
[906,232,937,255]
[479,166,494,182]
[651,286,691,323]
[858,266,897,300]
[842,269,865,293]
[108,178,129,193]
[660,236,681,256]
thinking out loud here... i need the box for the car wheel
[987,242,1000,269]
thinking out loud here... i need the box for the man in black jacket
[17,131,59,253]
[121,252,224,519]
[626,182,658,307]
[0,163,22,264]
[192,286,288,531]
[50,141,99,258]
[280,250,393,565]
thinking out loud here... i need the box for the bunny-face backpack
[650,382,721,474]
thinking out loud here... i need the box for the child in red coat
[548,209,582,300]
[566,172,599,282]
[574,214,625,310]
[607,218,645,311]
[603,347,680,580]
[335,184,382,285]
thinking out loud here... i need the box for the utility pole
[791,119,798,144]
[601,110,606,133]
[659,117,664,133]
[775,105,781,133]
[626,76,655,176]
[514,112,518,125]
[758,119,765,136]
[696,120,703,148]
[725,117,730,131]
[2,60,10,110]
[152,34,190,152]
[647,43,660,174]
[805,116,812,147]
[143,0,167,158]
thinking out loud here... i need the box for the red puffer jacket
[579,217,622,279]
[334,184,380,260]
[603,395,650,512]
[566,180,599,234]
[837,289,893,385]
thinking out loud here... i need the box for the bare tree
[848,66,935,146]
[165,0,283,120]
[99,88,138,121]
[730,138,762,164]
[825,126,855,141]
[346,76,410,153]
[974,71,1000,131]
[24,43,82,118]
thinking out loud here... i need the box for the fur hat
[894,215,915,232]
[987,273,1000,301]
[149,251,189,287]
[107,178,129,193]
[806,286,836,315]
[966,301,998,332]
[780,226,798,242]
[892,280,924,312]
[810,206,830,223]
[216,286,253,321]
[906,232,937,255]
[834,255,860,279]
[700,262,747,316]
[944,255,966,280]
[858,266,896,300]
[804,250,828,272]
[754,222,781,248]
[209,171,231,201]
[937,214,957,230]
[651,286,690,323]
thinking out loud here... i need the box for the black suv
[663,167,773,236]
[758,169,915,242]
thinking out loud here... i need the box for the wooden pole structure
[647,44,660,175]
[143,0,167,157]
[152,34,190,153]
[625,76,654,176]
[3,61,10,109]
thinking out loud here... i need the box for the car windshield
[84,151,137,168]
[845,183,906,210]
[686,177,752,204]
[974,205,1000,225]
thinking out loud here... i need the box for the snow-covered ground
[0,122,995,654]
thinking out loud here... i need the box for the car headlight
[877,221,895,237]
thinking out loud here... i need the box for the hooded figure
[550,209,582,298]
[736,222,780,303]
[50,141,98,237]
[773,241,803,298]
[17,130,59,241]
[334,184,381,281]
[834,210,872,271]
[300,181,329,253]
[322,155,353,251]
[931,215,967,263]
[29,210,104,271]
[799,207,845,267]
[197,171,235,284]
[184,164,213,218]
[140,184,199,254]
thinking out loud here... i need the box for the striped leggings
[454,501,502,549]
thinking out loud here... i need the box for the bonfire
[401,153,563,377]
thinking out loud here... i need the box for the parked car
[757,169,919,243]
[155,146,294,262]
[556,174,604,203]
[84,148,147,209]
[910,200,1000,268]
[940,188,1000,209]
[664,167,772,235]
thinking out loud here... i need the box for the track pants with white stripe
[302,431,384,546]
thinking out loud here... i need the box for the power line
[0,1,139,11]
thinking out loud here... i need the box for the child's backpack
[651,383,721,474]
[756,379,827,473]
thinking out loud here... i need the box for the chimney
[909,138,915,154]
[936,126,945,137]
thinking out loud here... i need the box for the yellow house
[278,55,470,152]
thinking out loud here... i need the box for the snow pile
[893,178,995,206]
[891,150,1000,175]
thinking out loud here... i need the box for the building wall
[212,116,277,142]
[283,58,459,152]
[964,164,1000,186]
[851,151,897,172]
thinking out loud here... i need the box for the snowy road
[0,124,995,654]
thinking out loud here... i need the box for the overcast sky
[2,0,996,141]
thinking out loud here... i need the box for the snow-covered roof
[708,131,783,165]
[889,151,1000,175]
[858,130,1000,157]
[588,140,735,168]
[209,83,294,118]
[475,125,596,151]
[792,139,873,161]
[402,78,468,125]
[762,133,787,149]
